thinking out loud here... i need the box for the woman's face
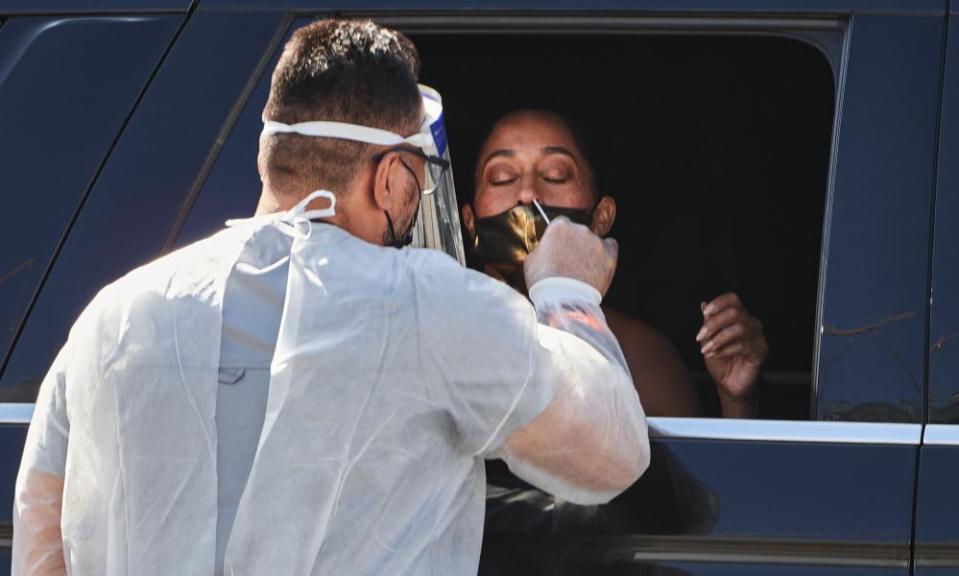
[473,111,595,218]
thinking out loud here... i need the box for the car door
[449,3,938,575]
[0,1,945,574]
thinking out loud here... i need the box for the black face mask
[469,203,594,291]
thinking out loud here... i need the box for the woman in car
[462,109,769,418]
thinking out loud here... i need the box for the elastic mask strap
[225,190,336,236]
[278,190,337,238]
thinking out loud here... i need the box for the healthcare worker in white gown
[12,18,650,576]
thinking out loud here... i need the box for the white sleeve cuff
[528,277,602,308]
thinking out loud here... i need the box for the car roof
[0,0,189,13]
[0,0,945,15]
[195,0,941,12]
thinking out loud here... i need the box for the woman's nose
[517,175,538,205]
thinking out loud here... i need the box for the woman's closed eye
[540,169,573,184]
[487,166,519,186]
[491,175,518,186]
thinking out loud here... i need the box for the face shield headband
[261,115,450,195]
[258,86,462,259]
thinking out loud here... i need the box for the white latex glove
[524,216,619,297]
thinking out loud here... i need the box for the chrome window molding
[0,403,33,424]
[564,535,908,567]
[1,405,926,445]
[915,542,959,568]
[922,424,959,446]
[649,417,922,445]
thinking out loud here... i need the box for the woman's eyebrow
[482,148,516,167]
[541,146,577,160]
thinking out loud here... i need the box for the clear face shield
[412,86,466,264]
[260,84,465,264]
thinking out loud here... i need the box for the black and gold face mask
[469,204,594,291]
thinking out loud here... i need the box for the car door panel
[482,420,918,575]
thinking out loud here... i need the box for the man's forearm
[502,356,649,504]
[12,470,66,576]
[500,278,651,505]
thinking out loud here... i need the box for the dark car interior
[412,32,836,419]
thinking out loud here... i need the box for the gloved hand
[524,216,619,297]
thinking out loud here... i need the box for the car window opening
[413,32,835,420]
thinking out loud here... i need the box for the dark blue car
[1,0,958,573]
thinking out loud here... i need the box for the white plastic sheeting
[14,203,647,575]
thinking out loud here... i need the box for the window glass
[173,21,304,248]
[174,72,272,247]
[0,16,178,401]
[176,31,835,420]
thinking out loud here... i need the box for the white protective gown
[14,210,647,575]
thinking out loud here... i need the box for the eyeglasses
[372,145,450,195]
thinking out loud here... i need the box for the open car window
[414,32,834,419]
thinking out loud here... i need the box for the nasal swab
[532,199,551,225]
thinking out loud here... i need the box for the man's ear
[591,195,617,236]
[371,152,402,211]
[462,203,477,239]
